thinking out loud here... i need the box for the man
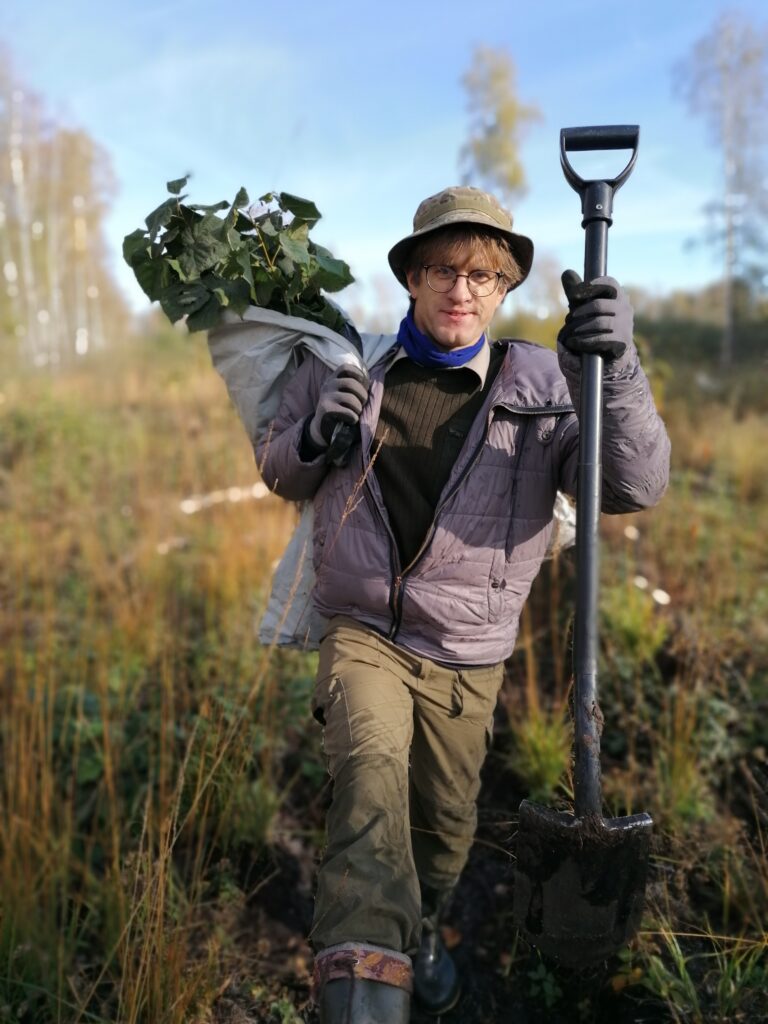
[255,186,670,1023]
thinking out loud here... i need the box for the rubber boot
[414,926,461,1015]
[318,977,411,1023]
[413,887,461,1015]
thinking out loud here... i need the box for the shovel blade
[513,799,652,969]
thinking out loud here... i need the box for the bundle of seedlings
[123,175,354,333]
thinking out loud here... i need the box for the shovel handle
[561,126,639,263]
[560,126,639,194]
[562,126,640,817]
[561,124,639,152]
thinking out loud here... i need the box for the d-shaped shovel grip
[561,126,639,186]
[561,125,639,279]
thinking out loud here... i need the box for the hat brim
[388,217,534,292]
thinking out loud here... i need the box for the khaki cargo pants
[310,615,503,956]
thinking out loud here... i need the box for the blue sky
[2,1,765,327]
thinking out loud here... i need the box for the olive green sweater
[373,347,505,569]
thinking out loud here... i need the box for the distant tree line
[0,52,128,368]
[632,278,767,370]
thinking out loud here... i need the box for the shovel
[512,125,652,969]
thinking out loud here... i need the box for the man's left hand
[557,270,632,360]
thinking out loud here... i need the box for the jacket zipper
[362,452,403,636]
[388,416,494,642]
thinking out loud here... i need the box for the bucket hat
[387,185,534,290]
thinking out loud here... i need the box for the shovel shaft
[573,213,609,817]
[583,204,610,278]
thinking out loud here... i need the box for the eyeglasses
[423,265,504,297]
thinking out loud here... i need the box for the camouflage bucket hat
[387,185,534,290]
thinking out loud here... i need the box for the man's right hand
[308,363,370,449]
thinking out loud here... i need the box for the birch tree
[675,11,768,368]
[459,46,541,206]
[0,57,128,367]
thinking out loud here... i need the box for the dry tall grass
[0,335,766,1022]
[0,334,302,1022]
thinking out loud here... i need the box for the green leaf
[177,251,199,280]
[285,220,310,245]
[153,225,180,257]
[254,278,276,306]
[232,211,255,232]
[256,216,279,237]
[186,294,224,332]
[167,175,190,195]
[177,204,204,230]
[229,289,250,317]
[189,200,229,214]
[312,248,355,291]
[277,255,297,283]
[279,232,311,265]
[134,258,175,301]
[203,273,251,316]
[177,215,230,278]
[233,186,249,208]
[224,191,250,235]
[252,264,273,284]
[279,192,321,225]
[145,196,182,242]
[166,257,184,279]
[159,281,210,322]
[315,303,343,329]
[122,228,149,266]
[232,246,255,287]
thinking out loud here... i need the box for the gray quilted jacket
[256,338,670,665]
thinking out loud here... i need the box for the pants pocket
[311,674,351,777]
[453,664,504,724]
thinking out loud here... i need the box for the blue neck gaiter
[397,307,485,368]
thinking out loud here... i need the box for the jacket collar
[487,340,574,413]
[386,339,491,387]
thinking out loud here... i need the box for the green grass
[0,331,766,1022]
[0,331,315,1022]
[499,365,768,1021]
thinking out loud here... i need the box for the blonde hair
[404,226,523,291]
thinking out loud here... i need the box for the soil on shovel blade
[212,713,670,1024]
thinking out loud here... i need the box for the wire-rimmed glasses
[423,265,504,297]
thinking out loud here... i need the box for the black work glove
[557,270,632,360]
[308,363,370,449]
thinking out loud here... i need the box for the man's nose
[448,274,473,299]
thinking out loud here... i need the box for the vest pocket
[535,414,557,445]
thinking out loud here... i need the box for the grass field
[0,327,766,1023]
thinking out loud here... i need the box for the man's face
[406,253,506,349]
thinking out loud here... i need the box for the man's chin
[427,323,478,349]
[433,333,478,351]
